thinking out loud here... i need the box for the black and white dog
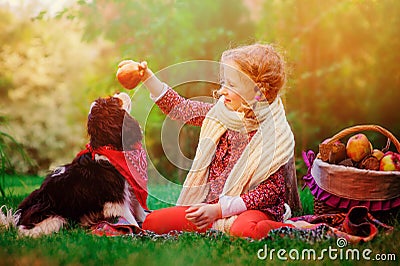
[16,92,148,237]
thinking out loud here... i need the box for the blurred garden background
[0,0,399,186]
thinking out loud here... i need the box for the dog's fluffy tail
[0,205,20,230]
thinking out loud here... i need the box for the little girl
[129,43,297,239]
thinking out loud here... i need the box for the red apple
[116,61,145,90]
[346,133,372,162]
[379,151,400,171]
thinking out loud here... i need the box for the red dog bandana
[77,142,148,210]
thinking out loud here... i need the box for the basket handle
[327,125,400,153]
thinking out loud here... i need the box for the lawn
[0,175,398,266]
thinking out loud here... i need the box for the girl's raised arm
[117,60,213,126]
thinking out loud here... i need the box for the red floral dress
[155,88,286,221]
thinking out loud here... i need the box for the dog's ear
[88,97,125,150]
[122,113,142,149]
[88,96,142,150]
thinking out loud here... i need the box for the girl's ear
[253,86,265,102]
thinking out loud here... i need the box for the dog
[16,92,148,237]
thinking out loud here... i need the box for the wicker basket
[308,125,400,222]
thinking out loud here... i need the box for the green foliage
[75,0,254,64]
[0,9,107,174]
[1,0,400,180]
[62,0,256,182]
[0,117,34,197]
[257,0,400,153]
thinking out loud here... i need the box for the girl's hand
[118,59,147,69]
[185,203,222,230]
[117,60,149,81]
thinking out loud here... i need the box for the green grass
[0,175,399,266]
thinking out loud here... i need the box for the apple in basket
[346,133,372,162]
[371,149,385,161]
[379,151,400,171]
[116,60,146,90]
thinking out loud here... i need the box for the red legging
[142,206,294,239]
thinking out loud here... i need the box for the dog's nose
[114,92,132,113]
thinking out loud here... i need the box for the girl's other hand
[185,203,222,230]
[118,59,147,69]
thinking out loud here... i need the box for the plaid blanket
[90,217,143,237]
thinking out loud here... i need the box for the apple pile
[319,133,400,171]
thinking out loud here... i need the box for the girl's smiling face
[218,60,256,111]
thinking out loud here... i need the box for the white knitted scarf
[176,96,295,232]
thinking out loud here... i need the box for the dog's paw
[103,202,124,218]
[18,225,43,238]
[18,216,66,238]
